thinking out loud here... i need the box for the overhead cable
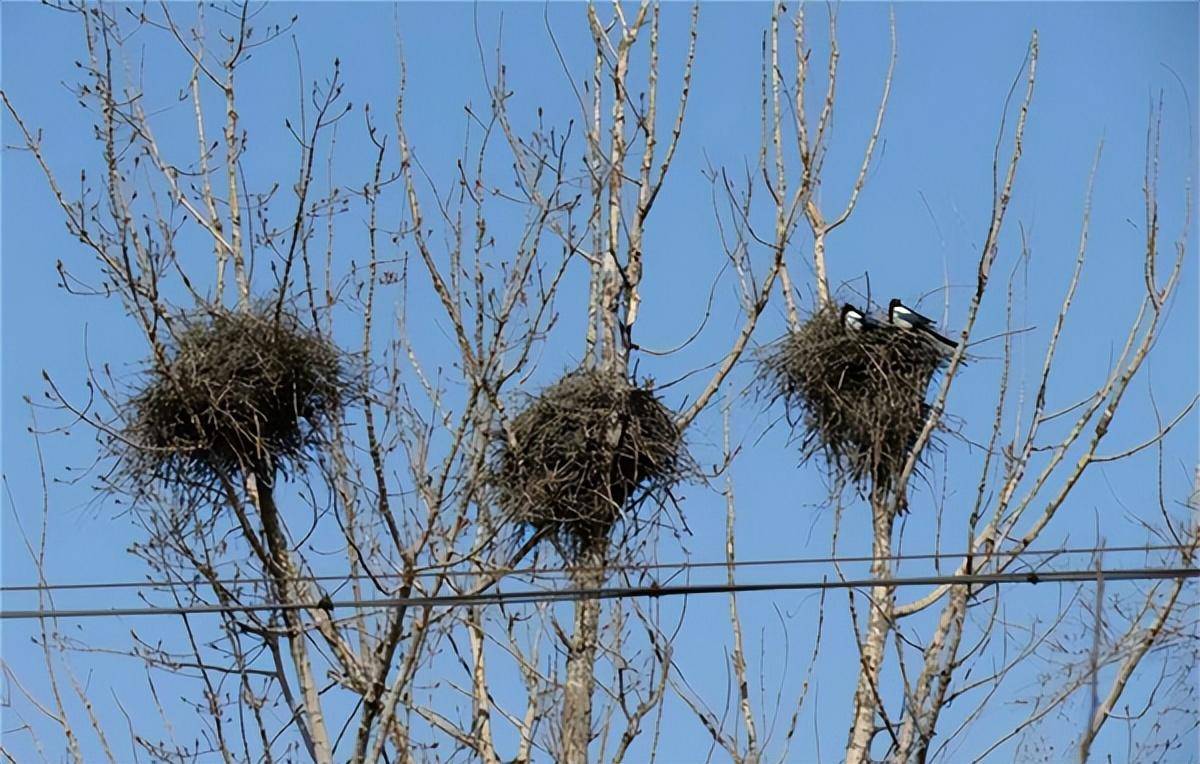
[2,565,1195,621]
[1,542,1186,595]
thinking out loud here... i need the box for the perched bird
[317,592,334,615]
[888,298,957,355]
[841,303,882,332]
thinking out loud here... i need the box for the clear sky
[3,2,1196,762]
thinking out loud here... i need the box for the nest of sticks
[123,307,349,493]
[759,307,943,493]
[492,369,686,559]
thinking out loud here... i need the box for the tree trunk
[561,545,605,763]
[250,471,335,763]
[894,584,969,761]
[845,494,897,764]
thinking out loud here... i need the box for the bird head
[841,303,865,331]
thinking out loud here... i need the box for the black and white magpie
[888,298,957,355]
[841,303,882,332]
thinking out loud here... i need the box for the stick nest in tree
[492,369,686,559]
[124,307,348,492]
[759,307,943,492]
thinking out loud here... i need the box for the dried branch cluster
[125,307,348,490]
[760,307,943,491]
[492,370,686,559]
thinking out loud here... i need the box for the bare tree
[3,1,577,758]
[476,3,790,759]
[670,4,1194,762]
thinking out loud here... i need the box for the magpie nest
[759,307,943,492]
[492,369,686,560]
[124,307,348,494]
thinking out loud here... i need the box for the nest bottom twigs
[760,307,944,502]
[493,369,686,562]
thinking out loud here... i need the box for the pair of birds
[841,298,957,356]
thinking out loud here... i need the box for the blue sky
[3,2,1197,761]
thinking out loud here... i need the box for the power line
[2,542,1186,595]
[2,566,1195,621]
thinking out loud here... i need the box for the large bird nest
[123,307,349,494]
[492,369,686,560]
[759,307,944,495]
